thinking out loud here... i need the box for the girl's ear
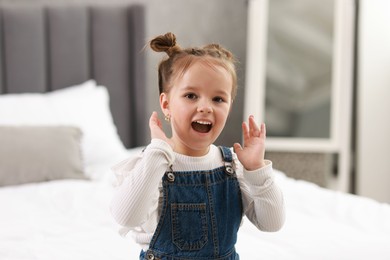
[160,92,170,115]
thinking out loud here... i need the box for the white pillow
[0,80,126,167]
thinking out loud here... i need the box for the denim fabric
[140,147,242,260]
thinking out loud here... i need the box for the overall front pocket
[171,203,208,251]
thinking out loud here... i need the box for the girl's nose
[197,103,213,113]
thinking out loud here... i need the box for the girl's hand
[149,111,174,149]
[233,115,266,171]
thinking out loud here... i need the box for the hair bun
[150,32,181,56]
[204,43,234,60]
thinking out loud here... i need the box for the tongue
[192,122,211,133]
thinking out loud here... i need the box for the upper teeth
[196,121,211,125]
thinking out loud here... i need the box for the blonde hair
[149,32,238,100]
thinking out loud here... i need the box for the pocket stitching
[171,203,208,251]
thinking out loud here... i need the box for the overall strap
[219,146,235,175]
[219,146,233,163]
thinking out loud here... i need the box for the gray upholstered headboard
[0,4,146,148]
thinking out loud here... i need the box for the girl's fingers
[151,111,161,123]
[149,111,162,131]
[242,121,249,139]
[233,143,243,152]
[260,123,266,138]
[248,115,260,137]
[241,116,266,147]
[150,111,157,121]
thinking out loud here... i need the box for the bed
[1,3,390,260]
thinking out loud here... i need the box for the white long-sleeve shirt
[110,139,285,250]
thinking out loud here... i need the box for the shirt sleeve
[235,157,286,232]
[110,139,174,228]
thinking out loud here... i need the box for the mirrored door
[244,0,355,192]
[265,0,334,139]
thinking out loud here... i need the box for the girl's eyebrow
[180,86,198,92]
[181,86,230,96]
[214,89,230,96]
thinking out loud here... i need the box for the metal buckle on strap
[224,162,235,176]
[166,172,175,182]
[146,251,161,260]
[165,165,175,182]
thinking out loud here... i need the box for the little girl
[110,32,285,260]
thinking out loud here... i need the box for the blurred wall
[356,0,390,203]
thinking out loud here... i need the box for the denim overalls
[140,146,242,260]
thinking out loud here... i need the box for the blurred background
[0,0,389,203]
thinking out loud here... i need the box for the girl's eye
[185,93,197,100]
[213,97,225,103]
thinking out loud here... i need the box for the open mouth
[191,120,212,133]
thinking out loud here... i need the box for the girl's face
[160,60,233,156]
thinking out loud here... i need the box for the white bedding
[1,148,390,260]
